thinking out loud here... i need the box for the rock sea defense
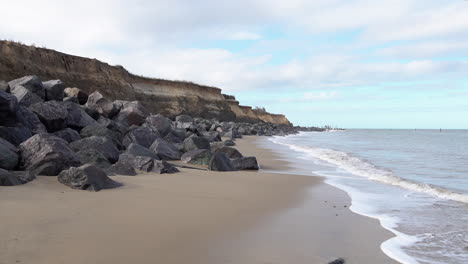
[208,152,236,171]
[42,79,65,101]
[183,135,210,152]
[150,138,182,160]
[19,134,80,176]
[8,75,45,100]
[181,149,213,166]
[70,136,120,163]
[0,138,19,170]
[64,87,88,105]
[231,157,259,170]
[57,164,122,191]
[29,101,68,132]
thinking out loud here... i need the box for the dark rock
[8,75,45,99]
[53,128,81,143]
[114,101,149,126]
[29,101,68,132]
[16,106,47,134]
[144,114,172,137]
[10,85,44,106]
[149,138,182,160]
[122,126,159,148]
[164,131,184,143]
[12,170,35,184]
[0,126,32,146]
[231,157,259,170]
[76,149,111,169]
[125,143,159,159]
[183,135,210,152]
[19,134,80,176]
[70,136,120,163]
[224,139,236,146]
[86,91,119,118]
[97,116,125,134]
[57,164,122,191]
[181,149,212,165]
[175,114,194,123]
[0,90,19,126]
[83,105,100,120]
[64,87,88,105]
[201,131,222,142]
[80,124,123,150]
[214,146,243,159]
[63,96,79,104]
[0,168,22,186]
[116,154,178,174]
[328,258,345,264]
[208,152,236,171]
[106,161,137,176]
[210,142,225,152]
[42,80,65,101]
[0,138,18,170]
[171,128,187,140]
[62,101,98,129]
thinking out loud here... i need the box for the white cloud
[226,32,262,40]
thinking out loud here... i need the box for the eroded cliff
[0,41,291,125]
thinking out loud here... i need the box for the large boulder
[183,135,210,152]
[116,154,178,174]
[42,80,65,101]
[0,90,19,126]
[125,143,159,159]
[0,126,32,146]
[86,91,119,118]
[62,101,98,129]
[181,149,212,165]
[223,139,236,146]
[0,138,18,170]
[63,96,79,104]
[64,87,88,105]
[52,128,81,143]
[57,164,122,191]
[214,146,243,159]
[175,114,194,123]
[231,157,259,170]
[12,170,35,184]
[208,152,236,171]
[122,126,159,148]
[19,134,80,176]
[76,149,111,169]
[149,138,182,160]
[114,101,149,127]
[16,106,47,134]
[0,168,22,186]
[201,131,222,142]
[29,101,68,132]
[10,85,44,107]
[70,136,120,163]
[8,76,45,100]
[106,161,137,176]
[144,114,172,137]
[80,124,123,149]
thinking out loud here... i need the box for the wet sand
[0,136,398,264]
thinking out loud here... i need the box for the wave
[270,137,468,204]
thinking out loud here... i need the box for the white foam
[269,137,468,204]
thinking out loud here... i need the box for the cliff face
[0,41,291,125]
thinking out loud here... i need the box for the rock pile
[0,75,316,191]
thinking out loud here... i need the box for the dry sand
[0,136,398,264]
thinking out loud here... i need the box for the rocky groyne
[0,75,319,190]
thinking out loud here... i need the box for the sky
[1,0,467,128]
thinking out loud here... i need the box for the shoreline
[0,136,398,264]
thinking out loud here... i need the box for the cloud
[226,32,262,40]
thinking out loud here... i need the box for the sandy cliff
[0,41,291,125]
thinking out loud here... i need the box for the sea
[260,129,468,264]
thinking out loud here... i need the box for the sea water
[261,129,468,264]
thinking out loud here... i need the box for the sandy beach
[0,136,397,264]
